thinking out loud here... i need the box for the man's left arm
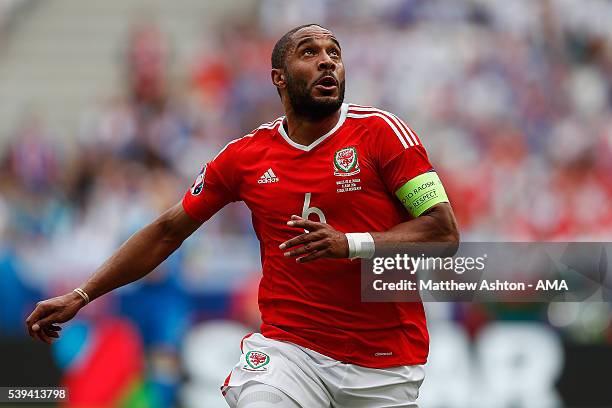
[371,202,459,244]
[279,202,458,263]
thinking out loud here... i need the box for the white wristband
[345,232,375,259]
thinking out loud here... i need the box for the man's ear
[271,69,286,90]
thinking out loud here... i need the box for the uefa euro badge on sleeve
[190,165,207,196]
[333,146,360,176]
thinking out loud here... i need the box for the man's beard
[285,72,345,121]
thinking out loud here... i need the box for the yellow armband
[395,172,449,217]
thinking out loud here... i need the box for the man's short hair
[271,23,329,69]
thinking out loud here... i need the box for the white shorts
[222,333,425,408]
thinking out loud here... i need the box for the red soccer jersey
[183,103,437,367]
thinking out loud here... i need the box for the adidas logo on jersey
[258,168,279,184]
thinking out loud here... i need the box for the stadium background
[1,0,611,407]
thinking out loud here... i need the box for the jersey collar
[277,103,348,152]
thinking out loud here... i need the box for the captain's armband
[395,171,449,217]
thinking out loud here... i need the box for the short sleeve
[182,141,241,222]
[369,112,449,216]
[369,113,433,192]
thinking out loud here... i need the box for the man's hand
[279,215,349,263]
[25,292,86,344]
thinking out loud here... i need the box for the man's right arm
[25,202,203,343]
[27,135,243,344]
[82,202,202,302]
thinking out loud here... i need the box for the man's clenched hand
[279,215,349,263]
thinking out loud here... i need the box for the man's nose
[318,53,336,71]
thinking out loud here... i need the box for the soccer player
[26,24,458,407]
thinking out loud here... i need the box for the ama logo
[190,165,206,196]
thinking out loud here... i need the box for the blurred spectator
[126,20,169,112]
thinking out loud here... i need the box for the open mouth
[314,75,338,91]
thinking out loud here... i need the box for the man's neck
[283,107,341,147]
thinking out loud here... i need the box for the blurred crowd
[1,0,612,406]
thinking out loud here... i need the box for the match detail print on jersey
[395,171,449,217]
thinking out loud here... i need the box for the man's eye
[303,49,315,56]
[329,49,340,57]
